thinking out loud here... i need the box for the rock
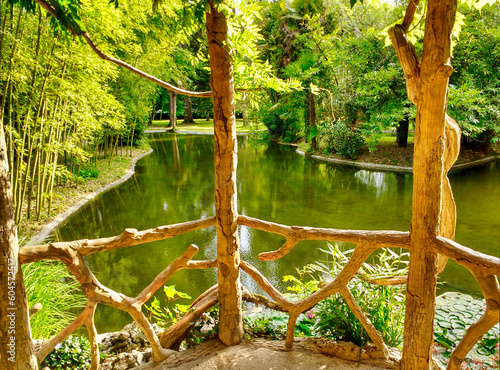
[101,349,153,370]
[99,322,157,355]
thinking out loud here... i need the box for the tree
[0,123,38,369]
[388,0,460,367]
[448,3,500,152]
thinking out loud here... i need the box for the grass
[23,261,86,339]
[151,118,266,134]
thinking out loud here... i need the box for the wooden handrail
[20,216,499,369]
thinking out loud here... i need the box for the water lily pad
[452,320,466,329]
[438,321,452,329]
[453,304,468,311]
[461,311,473,319]
[447,333,458,342]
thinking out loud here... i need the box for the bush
[145,285,191,330]
[284,243,408,347]
[243,310,314,340]
[259,101,304,143]
[42,335,92,370]
[322,122,365,159]
[76,167,99,180]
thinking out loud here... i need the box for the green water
[53,133,500,333]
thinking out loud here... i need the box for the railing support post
[0,115,38,368]
[206,0,244,346]
[402,0,457,367]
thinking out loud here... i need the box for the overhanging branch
[33,0,213,98]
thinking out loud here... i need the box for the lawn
[151,118,266,134]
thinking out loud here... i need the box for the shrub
[284,243,408,347]
[322,122,365,159]
[42,335,92,370]
[77,167,99,180]
[259,101,304,142]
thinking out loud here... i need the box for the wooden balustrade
[19,216,500,369]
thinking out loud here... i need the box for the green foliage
[284,243,408,348]
[244,312,288,340]
[43,336,91,370]
[183,307,220,348]
[75,167,99,180]
[448,3,500,143]
[243,311,315,340]
[259,100,304,142]
[42,335,107,370]
[23,261,86,339]
[434,292,500,361]
[145,285,191,329]
[321,122,365,159]
[145,285,220,349]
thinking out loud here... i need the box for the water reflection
[354,170,388,197]
[53,134,499,332]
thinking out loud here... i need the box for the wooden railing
[20,215,499,370]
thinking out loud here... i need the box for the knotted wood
[206,0,244,346]
[397,0,458,367]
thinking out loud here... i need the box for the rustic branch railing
[20,216,499,370]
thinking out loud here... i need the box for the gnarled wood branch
[387,24,420,104]
[340,287,389,358]
[81,33,212,98]
[20,217,216,263]
[33,244,202,365]
[29,303,43,317]
[432,237,500,276]
[239,215,410,261]
[447,274,500,370]
[357,275,407,286]
[85,303,99,370]
[160,285,219,350]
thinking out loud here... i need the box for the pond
[53,133,500,333]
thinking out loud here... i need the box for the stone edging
[295,147,498,173]
[25,149,153,247]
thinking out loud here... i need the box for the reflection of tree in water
[354,170,389,198]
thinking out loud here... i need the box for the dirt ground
[134,338,403,370]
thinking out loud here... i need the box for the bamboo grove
[0,0,172,225]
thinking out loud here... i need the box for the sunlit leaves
[145,285,192,329]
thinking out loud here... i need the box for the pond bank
[294,146,499,173]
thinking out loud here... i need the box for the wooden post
[402,0,457,368]
[206,1,244,345]
[0,121,38,368]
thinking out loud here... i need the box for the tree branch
[33,0,213,98]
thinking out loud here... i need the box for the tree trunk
[0,122,38,369]
[182,96,195,124]
[308,89,317,151]
[206,1,244,346]
[396,114,409,148]
[401,0,457,368]
[168,90,177,129]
